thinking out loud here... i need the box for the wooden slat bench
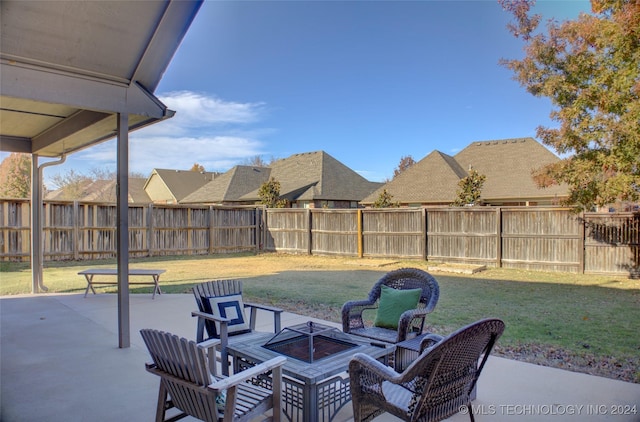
[78,269,165,299]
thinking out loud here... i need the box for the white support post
[30,155,42,294]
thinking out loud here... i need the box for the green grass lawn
[2,252,639,382]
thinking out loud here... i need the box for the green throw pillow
[373,285,422,330]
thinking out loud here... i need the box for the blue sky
[13,0,592,186]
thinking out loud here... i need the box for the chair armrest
[349,353,404,400]
[244,302,283,332]
[192,311,234,375]
[397,308,432,342]
[197,338,222,377]
[211,356,286,420]
[341,299,377,332]
[419,334,444,354]
[197,338,222,350]
[192,310,230,343]
[350,352,426,393]
[191,310,231,324]
[244,302,283,314]
[208,356,286,391]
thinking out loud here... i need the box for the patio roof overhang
[0,0,203,347]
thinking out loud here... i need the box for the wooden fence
[1,199,638,276]
[0,200,259,261]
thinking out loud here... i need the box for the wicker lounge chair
[341,268,439,344]
[141,328,286,422]
[348,318,505,422]
[192,279,283,375]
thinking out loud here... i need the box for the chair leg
[156,381,168,422]
[467,404,475,422]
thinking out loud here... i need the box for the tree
[393,155,416,179]
[258,177,287,208]
[242,155,275,167]
[190,163,205,172]
[452,169,486,206]
[500,0,640,210]
[49,169,92,200]
[0,153,31,198]
[88,167,116,180]
[47,167,146,200]
[372,189,399,208]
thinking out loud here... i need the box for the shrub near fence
[1,199,638,276]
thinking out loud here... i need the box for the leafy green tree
[372,189,399,208]
[258,177,287,208]
[500,0,640,210]
[0,153,31,198]
[452,169,486,206]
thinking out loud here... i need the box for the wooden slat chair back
[193,279,244,340]
[192,279,283,375]
[141,328,285,422]
[349,318,505,422]
[342,268,440,344]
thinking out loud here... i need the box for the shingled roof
[239,151,382,202]
[180,151,381,206]
[361,137,568,206]
[454,138,567,201]
[363,151,468,205]
[181,166,271,204]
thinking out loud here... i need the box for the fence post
[357,209,363,258]
[579,211,585,274]
[254,206,259,253]
[2,201,11,258]
[421,208,427,261]
[262,207,267,252]
[496,207,502,268]
[147,203,154,257]
[187,206,193,255]
[209,205,214,255]
[73,201,79,260]
[307,209,312,255]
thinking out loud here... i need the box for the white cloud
[138,91,267,137]
[57,91,270,176]
[129,135,263,173]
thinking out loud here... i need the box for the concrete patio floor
[1,292,638,422]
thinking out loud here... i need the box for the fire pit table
[226,321,393,422]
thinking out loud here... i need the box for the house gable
[181,166,271,204]
[144,168,216,204]
[239,151,381,206]
[454,138,568,203]
[362,150,466,205]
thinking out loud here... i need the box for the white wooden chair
[192,279,283,375]
[140,328,286,422]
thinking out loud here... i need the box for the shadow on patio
[1,293,638,421]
